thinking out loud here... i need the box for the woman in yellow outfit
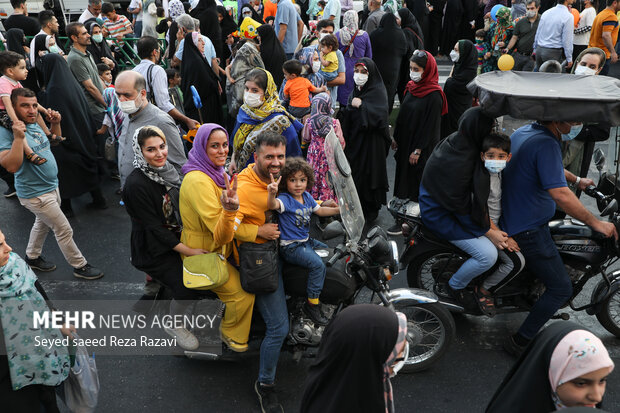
[179,124,256,352]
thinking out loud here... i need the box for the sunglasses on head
[412,50,427,59]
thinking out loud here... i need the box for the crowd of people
[0,0,618,411]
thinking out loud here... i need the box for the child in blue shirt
[267,157,340,325]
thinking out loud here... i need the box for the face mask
[410,70,422,82]
[312,60,321,73]
[244,91,263,107]
[475,38,484,44]
[319,32,329,40]
[561,124,583,141]
[119,95,142,114]
[525,10,537,18]
[575,65,596,76]
[92,33,103,43]
[48,45,60,54]
[484,159,507,174]
[353,72,368,87]
[389,342,409,378]
[449,50,459,63]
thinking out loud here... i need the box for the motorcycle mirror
[322,220,345,240]
[601,199,619,217]
[593,148,606,172]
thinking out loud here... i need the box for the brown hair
[319,34,338,51]
[278,157,315,193]
[137,126,166,148]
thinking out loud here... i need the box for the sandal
[47,134,66,146]
[25,152,47,165]
[474,286,496,318]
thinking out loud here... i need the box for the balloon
[571,8,580,27]
[490,4,503,21]
[498,54,515,71]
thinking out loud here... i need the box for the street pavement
[1,60,619,412]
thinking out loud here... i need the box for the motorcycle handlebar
[584,185,607,202]
[327,245,346,267]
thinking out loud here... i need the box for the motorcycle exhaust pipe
[437,300,465,313]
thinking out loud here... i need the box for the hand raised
[267,173,281,196]
[220,172,239,211]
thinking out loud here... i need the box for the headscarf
[382,312,408,413]
[217,5,238,37]
[349,58,390,131]
[103,87,125,142]
[169,0,185,19]
[0,252,70,390]
[296,45,326,88]
[339,10,364,57]
[256,24,287,88]
[571,47,607,74]
[308,92,333,137]
[398,7,424,49]
[487,322,613,413]
[181,123,229,188]
[192,31,202,48]
[84,21,117,75]
[491,7,513,48]
[131,126,182,189]
[32,34,51,73]
[549,330,614,409]
[382,0,402,14]
[452,39,477,85]
[233,68,295,150]
[421,107,494,229]
[238,3,262,26]
[406,51,448,115]
[301,304,404,413]
[5,28,27,58]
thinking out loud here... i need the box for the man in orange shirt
[588,0,620,75]
[263,0,278,20]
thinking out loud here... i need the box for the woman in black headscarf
[238,3,262,26]
[181,32,224,125]
[256,24,286,88]
[370,13,408,113]
[441,39,477,138]
[339,58,391,223]
[84,21,118,79]
[5,28,38,92]
[301,304,408,413]
[396,8,424,103]
[439,0,464,56]
[217,5,238,64]
[37,53,106,214]
[190,0,223,58]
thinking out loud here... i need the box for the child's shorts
[288,105,311,119]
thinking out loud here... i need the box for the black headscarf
[398,8,424,48]
[421,106,494,229]
[256,24,286,88]
[190,0,223,58]
[217,5,238,37]
[180,32,224,124]
[37,53,103,199]
[486,322,608,413]
[441,39,477,137]
[5,28,39,92]
[32,34,49,73]
[349,57,389,131]
[300,304,399,413]
[238,3,262,26]
[370,13,408,112]
[84,21,118,78]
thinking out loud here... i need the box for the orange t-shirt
[589,8,619,58]
[263,0,277,20]
[284,77,314,108]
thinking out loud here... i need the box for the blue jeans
[133,21,142,38]
[512,224,573,339]
[255,266,289,384]
[280,238,328,299]
[448,236,498,290]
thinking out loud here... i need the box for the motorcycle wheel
[407,250,467,297]
[594,284,620,338]
[393,301,456,373]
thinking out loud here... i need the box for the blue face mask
[484,159,506,174]
[561,124,583,141]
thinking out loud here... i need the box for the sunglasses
[412,50,427,59]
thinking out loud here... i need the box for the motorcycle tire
[593,283,620,338]
[392,301,456,373]
[407,250,467,295]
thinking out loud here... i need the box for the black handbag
[234,239,279,294]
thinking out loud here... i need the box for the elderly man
[115,71,186,188]
[78,0,102,23]
[0,88,104,280]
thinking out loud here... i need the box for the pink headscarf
[548,329,614,393]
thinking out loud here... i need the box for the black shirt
[3,14,40,36]
[513,15,540,55]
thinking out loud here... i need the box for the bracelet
[575,176,581,186]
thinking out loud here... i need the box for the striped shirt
[103,15,133,39]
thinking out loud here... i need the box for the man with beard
[29,10,60,65]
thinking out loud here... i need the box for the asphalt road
[1,63,620,412]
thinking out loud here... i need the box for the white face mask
[312,60,321,73]
[484,159,507,174]
[410,70,422,82]
[449,50,459,63]
[244,91,263,107]
[575,65,597,76]
[119,95,142,114]
[319,32,329,40]
[525,10,537,18]
[353,72,368,87]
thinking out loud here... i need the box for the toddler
[267,157,340,325]
[166,68,185,115]
[282,59,326,119]
[318,34,339,82]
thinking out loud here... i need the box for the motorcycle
[153,129,455,373]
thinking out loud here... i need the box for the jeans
[255,267,289,384]
[133,21,143,38]
[280,238,328,299]
[448,236,498,290]
[513,224,573,339]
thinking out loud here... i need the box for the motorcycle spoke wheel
[596,287,620,338]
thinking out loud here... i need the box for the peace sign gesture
[220,173,239,211]
[267,173,281,196]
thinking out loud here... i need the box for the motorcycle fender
[386,288,439,305]
[400,235,444,267]
[588,270,620,315]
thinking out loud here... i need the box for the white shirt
[533,4,574,62]
[133,59,175,113]
[574,7,597,46]
[78,9,98,23]
[129,0,144,22]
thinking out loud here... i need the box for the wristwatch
[575,176,581,186]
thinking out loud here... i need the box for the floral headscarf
[168,0,185,19]
[308,92,333,137]
[339,10,364,57]
[103,87,124,142]
[131,126,181,189]
[296,46,326,88]
[492,7,513,48]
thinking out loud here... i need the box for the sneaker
[3,186,16,198]
[73,264,104,280]
[25,256,56,272]
[303,301,329,326]
[387,222,403,236]
[503,334,528,358]
[164,326,199,350]
[254,381,284,413]
[220,329,249,353]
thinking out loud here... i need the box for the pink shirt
[0,76,23,110]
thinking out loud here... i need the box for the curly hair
[278,157,315,194]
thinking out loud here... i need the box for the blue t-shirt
[276,191,319,243]
[275,0,301,54]
[500,123,567,236]
[0,124,58,199]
